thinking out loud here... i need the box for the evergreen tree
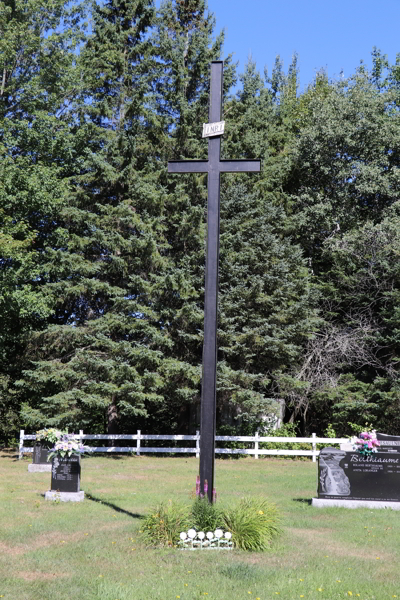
[0,0,87,443]
[18,0,175,435]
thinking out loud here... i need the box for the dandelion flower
[376,557,380,559]
[317,588,323,592]
[299,579,304,582]
[348,593,353,597]
[336,580,341,582]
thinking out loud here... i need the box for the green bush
[140,500,190,547]
[141,496,282,552]
[190,496,224,531]
[222,497,281,551]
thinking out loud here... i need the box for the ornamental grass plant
[222,497,282,551]
[141,495,281,550]
[140,500,191,547]
[190,496,224,532]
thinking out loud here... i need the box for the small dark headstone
[33,444,49,464]
[51,456,81,493]
[318,446,400,502]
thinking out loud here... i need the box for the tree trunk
[107,396,118,446]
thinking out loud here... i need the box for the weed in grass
[222,497,281,551]
[219,563,262,582]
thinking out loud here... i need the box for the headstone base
[28,464,51,472]
[312,497,400,510]
[45,490,85,502]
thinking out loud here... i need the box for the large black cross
[168,61,261,502]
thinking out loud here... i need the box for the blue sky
[205,0,400,91]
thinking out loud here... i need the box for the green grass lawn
[0,451,399,600]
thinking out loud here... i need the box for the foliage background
[1,0,399,444]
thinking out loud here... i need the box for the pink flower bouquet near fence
[353,431,380,456]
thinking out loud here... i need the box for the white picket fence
[19,430,350,463]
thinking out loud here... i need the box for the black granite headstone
[318,446,400,502]
[376,432,400,453]
[33,444,49,464]
[51,455,81,493]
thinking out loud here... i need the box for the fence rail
[19,430,350,462]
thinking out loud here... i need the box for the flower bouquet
[47,432,89,461]
[36,428,65,449]
[353,431,380,456]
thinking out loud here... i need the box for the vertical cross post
[199,61,223,502]
[168,62,261,501]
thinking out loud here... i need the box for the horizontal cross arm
[219,159,261,173]
[168,160,209,173]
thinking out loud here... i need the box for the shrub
[222,497,281,551]
[141,496,282,551]
[190,496,224,532]
[140,501,190,547]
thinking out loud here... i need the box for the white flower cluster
[178,529,233,550]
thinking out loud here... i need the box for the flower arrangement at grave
[47,432,89,460]
[35,428,65,449]
[353,431,380,456]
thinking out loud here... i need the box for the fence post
[312,432,317,463]
[79,430,83,446]
[19,430,24,460]
[136,430,141,456]
[254,431,259,459]
[196,430,200,459]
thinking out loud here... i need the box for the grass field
[0,451,399,600]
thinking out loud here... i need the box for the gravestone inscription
[318,444,400,502]
[376,432,400,452]
[33,444,49,464]
[51,456,81,493]
[28,443,52,472]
